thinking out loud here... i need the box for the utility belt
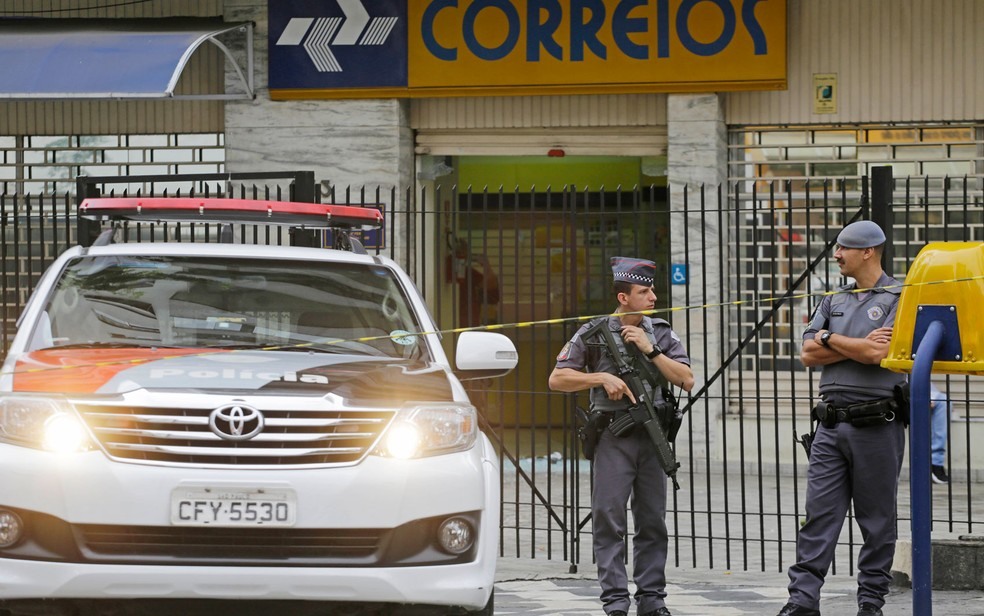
[576,399,681,462]
[812,397,899,429]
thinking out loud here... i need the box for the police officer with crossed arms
[777,221,906,616]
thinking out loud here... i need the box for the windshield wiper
[47,342,181,350]
[213,341,384,356]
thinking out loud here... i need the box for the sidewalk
[497,457,984,614]
[495,557,984,615]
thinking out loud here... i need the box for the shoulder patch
[556,342,573,362]
[867,305,885,321]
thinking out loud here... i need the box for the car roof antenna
[333,230,367,255]
[91,228,116,246]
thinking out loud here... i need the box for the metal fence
[1,170,982,576]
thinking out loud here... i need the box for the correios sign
[268,0,786,99]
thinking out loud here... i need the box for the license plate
[170,487,297,527]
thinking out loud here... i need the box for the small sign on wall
[813,73,837,114]
[671,264,688,285]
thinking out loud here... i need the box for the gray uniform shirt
[803,272,905,405]
[555,315,690,412]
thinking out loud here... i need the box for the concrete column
[666,93,728,461]
[223,1,414,260]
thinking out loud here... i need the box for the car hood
[11,348,453,402]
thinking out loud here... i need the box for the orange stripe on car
[13,348,214,393]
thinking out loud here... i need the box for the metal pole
[870,166,894,276]
[910,319,944,616]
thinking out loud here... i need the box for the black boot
[777,603,821,616]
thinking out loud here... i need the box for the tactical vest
[589,319,661,412]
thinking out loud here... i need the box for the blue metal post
[910,319,944,615]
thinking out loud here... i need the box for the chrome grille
[74,404,394,467]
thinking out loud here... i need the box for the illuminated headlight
[0,509,24,548]
[437,517,475,554]
[379,403,477,459]
[0,395,92,453]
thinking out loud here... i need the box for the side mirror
[454,331,518,380]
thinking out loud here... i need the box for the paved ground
[493,462,984,616]
[494,557,984,615]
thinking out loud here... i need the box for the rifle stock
[582,320,682,490]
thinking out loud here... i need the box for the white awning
[0,18,253,100]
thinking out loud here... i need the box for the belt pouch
[813,401,836,429]
[847,399,893,428]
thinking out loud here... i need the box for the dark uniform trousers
[787,418,906,609]
[593,426,669,614]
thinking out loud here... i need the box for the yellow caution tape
[3,273,982,377]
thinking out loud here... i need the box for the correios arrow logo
[275,0,399,72]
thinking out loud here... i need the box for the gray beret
[837,220,886,248]
[612,256,655,286]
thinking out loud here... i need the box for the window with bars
[0,133,225,195]
[726,124,984,411]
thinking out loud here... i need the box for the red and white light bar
[78,197,383,229]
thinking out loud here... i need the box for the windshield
[33,256,428,360]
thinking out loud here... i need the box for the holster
[657,388,683,442]
[575,407,611,461]
[893,382,911,427]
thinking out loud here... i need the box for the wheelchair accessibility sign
[671,264,687,285]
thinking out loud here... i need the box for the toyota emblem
[208,403,264,441]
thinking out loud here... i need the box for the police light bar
[78,197,383,229]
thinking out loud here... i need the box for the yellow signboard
[269,0,787,100]
[410,0,787,96]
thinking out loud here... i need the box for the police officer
[777,221,906,616]
[549,257,694,616]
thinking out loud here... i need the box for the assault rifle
[582,319,682,490]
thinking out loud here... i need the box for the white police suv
[0,198,517,616]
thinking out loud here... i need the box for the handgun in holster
[575,406,611,461]
[893,381,911,427]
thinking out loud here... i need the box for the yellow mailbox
[883,241,984,375]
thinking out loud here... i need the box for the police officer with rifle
[579,317,684,490]
[549,257,694,616]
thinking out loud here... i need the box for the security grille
[726,123,984,413]
[0,133,225,195]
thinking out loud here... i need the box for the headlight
[437,516,475,554]
[378,403,477,459]
[0,395,93,453]
[0,509,24,548]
